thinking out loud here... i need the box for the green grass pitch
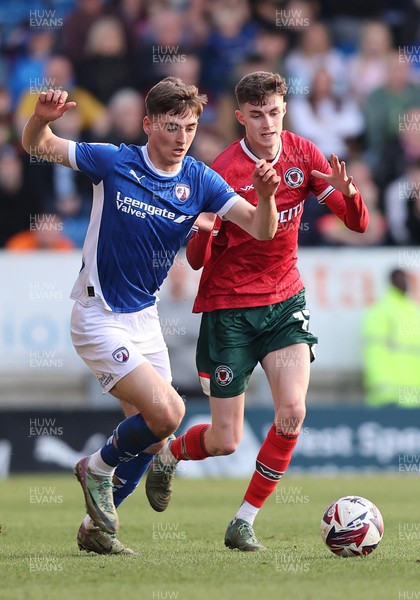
[0,473,419,600]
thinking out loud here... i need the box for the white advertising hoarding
[0,247,418,374]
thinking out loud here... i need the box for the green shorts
[196,289,318,398]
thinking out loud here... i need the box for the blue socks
[100,413,160,467]
[113,452,153,507]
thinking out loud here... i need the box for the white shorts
[70,301,172,393]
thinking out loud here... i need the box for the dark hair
[390,268,408,293]
[235,71,288,107]
[145,77,207,118]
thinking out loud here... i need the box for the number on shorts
[292,309,310,331]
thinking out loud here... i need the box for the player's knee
[276,401,306,434]
[168,405,185,433]
[210,444,235,456]
[150,417,180,440]
[148,396,185,439]
[290,403,306,424]
[211,435,240,456]
[219,443,237,456]
[164,411,185,438]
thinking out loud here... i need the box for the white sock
[234,500,259,526]
[159,439,179,467]
[87,450,115,476]
[83,515,96,530]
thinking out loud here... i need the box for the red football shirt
[188,131,369,313]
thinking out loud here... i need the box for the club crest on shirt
[215,365,233,386]
[174,183,190,202]
[112,347,129,363]
[284,167,304,188]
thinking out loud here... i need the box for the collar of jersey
[141,145,182,178]
[240,137,282,167]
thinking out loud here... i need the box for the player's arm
[186,228,213,270]
[311,153,369,233]
[186,213,216,270]
[224,159,279,240]
[21,89,77,167]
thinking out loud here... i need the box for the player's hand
[193,212,216,232]
[311,154,357,197]
[34,89,77,125]
[252,159,281,200]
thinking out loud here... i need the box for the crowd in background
[1,0,420,249]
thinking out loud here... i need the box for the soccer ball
[320,495,384,557]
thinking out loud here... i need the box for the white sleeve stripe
[317,185,334,204]
[217,195,241,217]
[68,140,79,171]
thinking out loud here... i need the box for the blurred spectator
[405,177,420,244]
[252,26,289,74]
[190,130,227,165]
[374,105,420,189]
[20,102,92,247]
[0,145,42,248]
[362,268,420,406]
[316,158,387,246]
[136,6,194,94]
[0,49,7,91]
[0,87,16,147]
[287,67,364,159]
[164,53,202,86]
[1,1,419,254]
[118,0,146,22]
[182,0,213,46]
[364,51,420,167]
[15,55,109,138]
[164,53,221,128]
[114,0,148,49]
[320,0,396,56]
[200,0,258,97]
[105,88,146,146]
[399,1,420,76]
[9,29,56,109]
[76,16,138,104]
[284,21,347,97]
[384,161,420,245]
[61,0,111,66]
[347,20,393,106]
[250,0,319,42]
[5,213,75,251]
[320,0,397,20]
[250,0,285,28]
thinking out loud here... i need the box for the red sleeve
[185,151,227,270]
[323,187,370,233]
[186,228,213,270]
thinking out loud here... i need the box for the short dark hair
[145,77,207,118]
[235,71,288,107]
[390,268,408,293]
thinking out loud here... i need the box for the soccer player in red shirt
[146,71,369,551]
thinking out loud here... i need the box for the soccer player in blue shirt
[22,77,280,554]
